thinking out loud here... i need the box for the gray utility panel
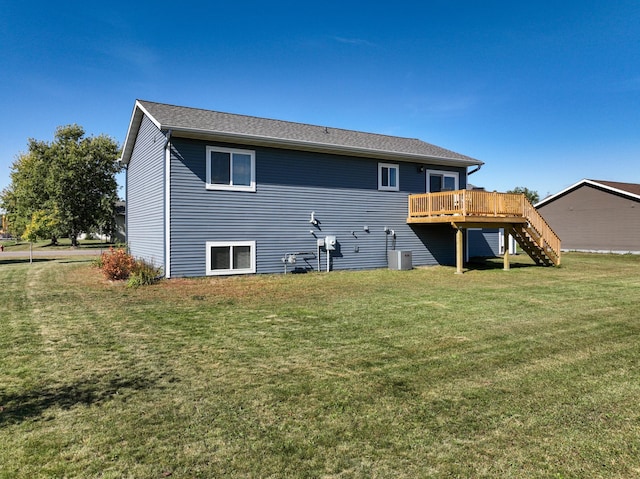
[388,250,412,270]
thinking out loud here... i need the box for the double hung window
[378,163,399,191]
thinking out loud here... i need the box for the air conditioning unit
[388,250,412,270]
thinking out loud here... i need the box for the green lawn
[1,253,639,478]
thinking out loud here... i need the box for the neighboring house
[536,179,640,254]
[120,100,557,278]
[78,201,126,243]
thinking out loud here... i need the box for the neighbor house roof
[115,200,126,216]
[536,179,640,207]
[594,180,640,197]
[120,100,483,168]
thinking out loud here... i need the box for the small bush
[92,255,104,269]
[127,260,163,288]
[100,247,135,281]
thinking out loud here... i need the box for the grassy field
[1,253,639,478]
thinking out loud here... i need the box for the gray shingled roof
[121,100,483,167]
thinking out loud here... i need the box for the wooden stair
[510,224,559,266]
[510,198,561,266]
[406,190,561,269]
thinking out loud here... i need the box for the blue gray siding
[468,229,500,258]
[126,115,166,270]
[169,138,467,277]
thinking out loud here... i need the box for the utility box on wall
[324,235,337,251]
[388,250,412,270]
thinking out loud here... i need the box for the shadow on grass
[0,373,164,425]
[38,243,112,250]
[466,256,540,271]
[35,242,58,248]
[0,258,54,266]
[80,243,121,250]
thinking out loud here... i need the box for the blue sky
[1,1,639,200]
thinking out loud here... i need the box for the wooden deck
[409,190,526,223]
[407,190,561,271]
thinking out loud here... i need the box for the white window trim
[206,241,256,276]
[378,163,399,191]
[206,146,256,192]
[426,170,459,192]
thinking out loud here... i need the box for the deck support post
[455,226,464,274]
[503,225,511,271]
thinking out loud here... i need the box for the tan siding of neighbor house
[538,184,640,252]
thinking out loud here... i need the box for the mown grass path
[1,254,639,478]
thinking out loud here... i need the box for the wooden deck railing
[408,190,561,263]
[408,190,527,218]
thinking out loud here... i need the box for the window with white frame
[378,163,399,191]
[206,146,256,191]
[206,241,256,275]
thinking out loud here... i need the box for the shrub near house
[99,247,161,286]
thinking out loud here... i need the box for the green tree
[0,125,121,246]
[507,186,540,204]
[23,209,61,242]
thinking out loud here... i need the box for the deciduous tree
[0,125,121,246]
[23,209,61,242]
[507,186,540,204]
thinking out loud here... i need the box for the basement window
[206,241,256,275]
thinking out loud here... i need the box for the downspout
[164,129,172,278]
[163,129,172,148]
[327,248,330,273]
[468,164,482,176]
[122,160,128,251]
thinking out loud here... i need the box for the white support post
[503,225,511,271]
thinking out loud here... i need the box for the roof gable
[120,100,483,167]
[537,179,640,207]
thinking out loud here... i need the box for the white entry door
[427,170,459,192]
[499,228,517,255]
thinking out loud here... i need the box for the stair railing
[521,197,561,265]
